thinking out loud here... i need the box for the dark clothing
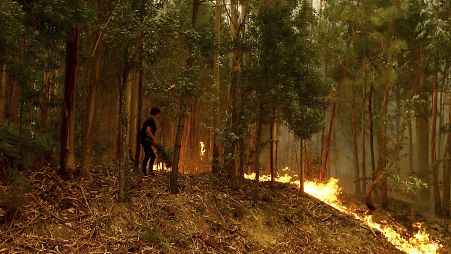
[141,117,157,175]
[142,140,156,175]
[140,117,157,144]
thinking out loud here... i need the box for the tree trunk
[431,72,442,214]
[352,86,361,195]
[40,70,52,136]
[379,84,390,209]
[255,102,264,182]
[416,68,430,203]
[212,0,221,173]
[118,67,129,202]
[320,100,337,181]
[443,94,451,217]
[134,50,143,170]
[0,64,7,120]
[369,84,376,180]
[299,139,304,193]
[81,2,104,176]
[171,101,186,194]
[269,107,275,186]
[60,28,80,177]
[361,73,367,191]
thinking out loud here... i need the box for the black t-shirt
[141,117,157,144]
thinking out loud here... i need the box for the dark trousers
[142,141,156,174]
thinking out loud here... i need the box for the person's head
[150,107,161,120]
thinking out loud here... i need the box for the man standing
[141,107,161,176]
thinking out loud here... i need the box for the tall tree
[60,28,80,177]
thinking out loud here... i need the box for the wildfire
[200,141,206,160]
[244,173,443,254]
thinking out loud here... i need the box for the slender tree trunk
[320,100,337,181]
[171,0,201,190]
[134,50,143,169]
[365,84,396,210]
[81,2,104,176]
[60,28,80,177]
[352,86,361,195]
[369,84,376,180]
[443,93,451,217]
[299,139,304,193]
[431,72,442,214]
[270,107,275,186]
[41,70,52,136]
[212,0,221,173]
[228,0,240,190]
[118,67,129,202]
[416,67,430,203]
[379,84,390,209]
[361,72,367,191]
[255,102,264,182]
[0,64,8,120]
[171,101,186,194]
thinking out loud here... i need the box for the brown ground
[0,166,447,253]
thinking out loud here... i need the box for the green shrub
[141,225,170,250]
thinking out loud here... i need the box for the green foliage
[388,173,428,200]
[0,0,23,63]
[0,124,53,171]
[154,144,173,168]
[141,225,170,250]
[244,0,329,139]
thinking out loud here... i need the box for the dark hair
[150,107,161,115]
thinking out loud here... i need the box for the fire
[200,141,206,160]
[244,173,443,254]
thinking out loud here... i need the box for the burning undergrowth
[245,173,448,254]
[0,165,445,253]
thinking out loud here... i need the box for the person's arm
[146,126,157,144]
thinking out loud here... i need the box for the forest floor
[0,165,449,254]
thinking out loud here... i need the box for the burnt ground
[0,165,447,253]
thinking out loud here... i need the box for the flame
[244,173,443,254]
[200,141,206,160]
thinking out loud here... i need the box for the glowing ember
[244,173,443,254]
[200,141,206,160]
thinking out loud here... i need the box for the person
[141,107,161,176]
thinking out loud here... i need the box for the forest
[0,0,450,253]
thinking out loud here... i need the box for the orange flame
[244,173,443,254]
[200,141,206,160]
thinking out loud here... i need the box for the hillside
[0,166,446,253]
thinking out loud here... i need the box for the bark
[118,67,129,202]
[0,64,7,120]
[212,0,221,173]
[81,2,104,176]
[352,87,361,195]
[416,68,430,202]
[366,84,390,210]
[320,100,337,181]
[227,0,240,190]
[361,74,367,191]
[134,50,143,169]
[379,84,390,209]
[60,28,80,177]
[443,94,451,217]
[255,102,264,182]
[431,72,442,214]
[369,84,376,180]
[269,107,275,186]
[171,101,186,194]
[299,139,304,193]
[171,0,201,190]
[41,70,52,136]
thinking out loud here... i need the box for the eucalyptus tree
[244,0,328,185]
[0,0,23,121]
